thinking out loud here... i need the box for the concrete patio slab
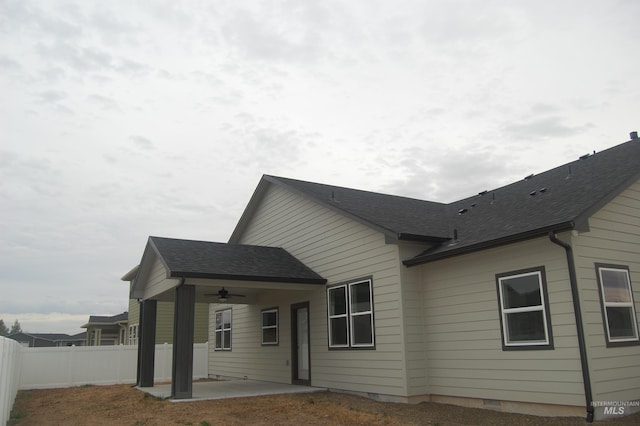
[139,379,324,402]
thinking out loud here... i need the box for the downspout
[548,232,594,422]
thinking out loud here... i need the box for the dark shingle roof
[30,333,76,341]
[149,236,326,284]
[406,138,640,264]
[251,138,638,266]
[8,332,85,342]
[84,312,128,326]
[263,176,450,241]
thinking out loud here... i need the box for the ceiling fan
[204,287,246,302]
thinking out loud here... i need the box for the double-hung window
[596,264,639,346]
[261,308,279,345]
[327,278,375,349]
[214,309,232,350]
[496,267,553,349]
[128,324,138,345]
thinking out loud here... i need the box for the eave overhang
[404,221,575,267]
[167,270,326,285]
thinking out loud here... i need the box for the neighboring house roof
[68,332,87,340]
[7,332,85,343]
[230,136,640,265]
[29,333,76,341]
[141,236,327,284]
[81,312,128,328]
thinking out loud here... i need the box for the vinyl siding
[208,290,320,383]
[212,183,408,396]
[128,274,209,344]
[572,179,640,403]
[141,255,176,300]
[127,295,139,344]
[128,297,209,344]
[417,237,585,406]
[399,243,433,397]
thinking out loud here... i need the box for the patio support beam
[171,282,195,399]
[138,299,157,387]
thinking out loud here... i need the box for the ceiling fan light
[218,287,229,302]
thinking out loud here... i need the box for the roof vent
[478,190,488,196]
[458,208,468,215]
[529,191,537,196]
[539,187,547,193]
[631,131,639,140]
[524,174,534,181]
[579,153,591,160]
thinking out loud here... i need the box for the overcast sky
[1,0,638,335]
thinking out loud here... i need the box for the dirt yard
[8,384,640,425]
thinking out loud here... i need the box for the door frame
[291,301,311,386]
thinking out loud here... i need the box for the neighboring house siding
[153,302,209,344]
[128,295,140,342]
[572,179,640,403]
[216,183,408,397]
[418,236,585,406]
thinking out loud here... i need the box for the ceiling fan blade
[202,288,246,300]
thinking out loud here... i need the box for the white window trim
[349,280,375,348]
[597,266,639,344]
[215,309,232,351]
[327,279,375,349]
[497,270,551,348]
[328,285,349,348]
[261,308,279,345]
[128,324,138,346]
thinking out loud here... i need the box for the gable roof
[230,136,639,266]
[230,175,450,243]
[121,264,139,282]
[82,312,128,328]
[143,236,326,284]
[406,137,640,265]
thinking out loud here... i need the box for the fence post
[0,337,22,426]
[163,343,170,381]
[117,344,123,384]
[65,346,72,386]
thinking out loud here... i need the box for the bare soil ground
[8,384,640,425]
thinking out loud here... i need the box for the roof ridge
[449,138,639,205]
[265,175,447,206]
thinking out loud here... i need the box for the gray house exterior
[130,135,640,420]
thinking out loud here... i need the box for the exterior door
[291,302,310,385]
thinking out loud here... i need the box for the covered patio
[141,378,324,401]
[131,236,327,400]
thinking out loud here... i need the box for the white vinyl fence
[0,337,22,426]
[0,341,208,422]
[19,342,209,389]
